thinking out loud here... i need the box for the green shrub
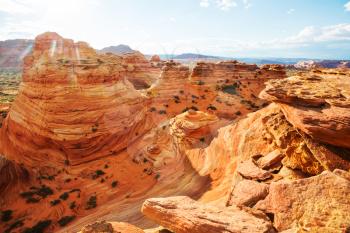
[59,192,69,200]
[1,209,13,222]
[92,170,105,179]
[4,219,24,233]
[23,220,52,233]
[50,199,61,206]
[111,181,118,188]
[207,105,217,111]
[69,201,76,209]
[86,195,97,209]
[58,216,75,227]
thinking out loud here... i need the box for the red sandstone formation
[150,55,161,63]
[140,70,350,232]
[260,73,350,149]
[142,196,275,233]
[1,31,349,233]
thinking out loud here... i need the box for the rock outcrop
[3,31,349,233]
[79,220,144,233]
[0,32,154,169]
[256,170,350,232]
[260,73,350,149]
[142,196,275,233]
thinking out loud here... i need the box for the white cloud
[345,1,350,11]
[200,0,210,8]
[0,0,34,14]
[287,8,295,14]
[216,0,237,11]
[169,17,176,22]
[142,23,350,56]
[243,0,252,9]
[0,0,100,40]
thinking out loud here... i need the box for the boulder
[142,196,275,233]
[255,170,350,232]
[227,179,269,207]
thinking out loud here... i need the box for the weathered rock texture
[79,220,144,233]
[260,73,350,149]
[0,32,154,169]
[142,196,275,233]
[256,170,350,232]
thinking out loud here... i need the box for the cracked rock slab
[142,196,275,233]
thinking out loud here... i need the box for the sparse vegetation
[69,201,76,209]
[59,192,69,200]
[20,185,54,203]
[92,170,105,179]
[221,84,238,95]
[197,80,205,85]
[158,110,167,114]
[111,181,118,188]
[50,199,61,206]
[1,209,13,222]
[23,220,52,233]
[235,111,242,116]
[91,123,99,132]
[149,107,157,112]
[86,195,97,209]
[207,105,217,111]
[4,219,24,233]
[58,216,75,227]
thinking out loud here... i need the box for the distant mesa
[0,39,34,71]
[99,44,136,55]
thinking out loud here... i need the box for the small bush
[69,201,76,209]
[197,80,205,85]
[1,209,13,222]
[199,137,205,143]
[190,106,198,111]
[59,192,69,200]
[23,220,52,233]
[207,105,217,111]
[155,173,160,180]
[158,110,167,115]
[4,219,24,233]
[58,216,75,227]
[111,181,118,188]
[86,195,97,210]
[92,170,105,179]
[149,107,157,112]
[235,111,242,116]
[50,199,61,206]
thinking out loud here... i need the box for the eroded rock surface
[256,170,350,232]
[142,196,275,233]
[260,73,350,149]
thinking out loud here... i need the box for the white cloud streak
[287,8,295,14]
[345,1,350,11]
[216,0,237,11]
[200,0,210,8]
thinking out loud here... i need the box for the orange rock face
[0,32,154,169]
[260,73,350,149]
[142,196,275,233]
[256,170,350,232]
[7,31,349,233]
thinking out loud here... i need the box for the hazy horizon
[1,0,350,59]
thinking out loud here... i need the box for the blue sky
[0,0,350,59]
